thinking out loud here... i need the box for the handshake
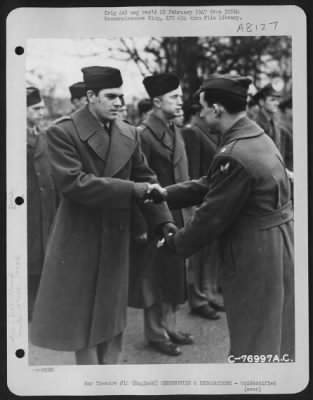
[133,183,168,204]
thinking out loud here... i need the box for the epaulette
[53,116,72,125]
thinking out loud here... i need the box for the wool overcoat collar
[221,115,264,147]
[143,112,183,165]
[72,105,137,177]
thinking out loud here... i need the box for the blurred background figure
[69,81,87,111]
[137,98,152,127]
[173,110,184,130]
[27,87,58,321]
[252,83,293,171]
[118,96,129,120]
[279,95,293,137]
[181,101,224,320]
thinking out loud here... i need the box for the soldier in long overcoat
[252,84,293,171]
[148,75,295,360]
[30,67,173,365]
[26,87,58,318]
[181,111,223,319]
[128,74,194,357]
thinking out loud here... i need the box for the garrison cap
[81,66,123,90]
[197,74,252,100]
[69,82,86,100]
[27,86,43,107]
[138,98,152,114]
[253,83,282,103]
[143,73,180,98]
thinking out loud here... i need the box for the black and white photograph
[6,5,309,396]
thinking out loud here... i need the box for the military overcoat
[181,115,219,178]
[253,108,293,170]
[27,128,58,276]
[30,106,172,351]
[129,113,193,307]
[166,116,295,359]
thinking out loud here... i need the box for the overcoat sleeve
[173,155,252,257]
[166,176,211,209]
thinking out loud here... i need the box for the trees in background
[26,36,292,117]
[117,36,292,100]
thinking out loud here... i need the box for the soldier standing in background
[252,83,293,171]
[137,98,152,127]
[69,81,87,111]
[129,73,194,357]
[27,87,58,320]
[30,67,174,365]
[181,103,224,320]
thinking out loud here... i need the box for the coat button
[281,212,288,219]
[40,187,44,192]
[36,171,40,176]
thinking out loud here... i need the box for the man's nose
[113,97,122,107]
[177,96,183,106]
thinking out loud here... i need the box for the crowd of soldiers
[27,67,294,364]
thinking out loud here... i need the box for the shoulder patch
[219,161,231,175]
[53,115,72,125]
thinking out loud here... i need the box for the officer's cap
[143,73,180,98]
[81,66,123,90]
[69,82,86,100]
[197,74,252,100]
[253,83,282,103]
[27,86,42,107]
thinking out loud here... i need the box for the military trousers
[187,241,220,309]
[144,302,177,342]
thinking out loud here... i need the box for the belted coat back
[30,106,172,351]
[166,116,295,359]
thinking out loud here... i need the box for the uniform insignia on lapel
[220,147,227,153]
[219,161,230,174]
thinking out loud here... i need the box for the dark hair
[203,89,247,114]
[137,98,152,116]
[183,102,201,123]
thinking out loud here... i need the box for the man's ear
[212,103,222,117]
[152,97,161,109]
[86,90,96,104]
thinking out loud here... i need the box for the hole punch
[15,196,24,205]
[15,349,25,358]
[15,46,24,55]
